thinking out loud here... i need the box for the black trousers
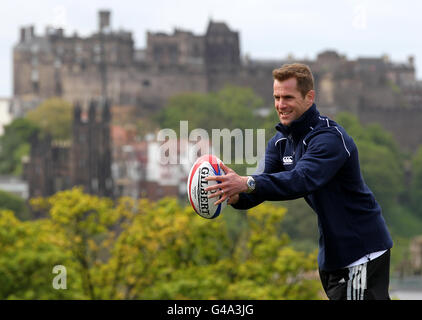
[319,250,391,300]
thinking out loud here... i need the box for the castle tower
[27,134,54,198]
[71,100,113,197]
[98,99,113,197]
[98,10,111,32]
[204,20,240,73]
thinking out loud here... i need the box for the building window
[31,69,39,82]
[78,158,86,168]
[91,178,98,191]
[32,81,39,93]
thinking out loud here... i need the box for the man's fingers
[203,162,236,204]
[205,175,225,181]
[207,188,226,199]
[204,183,224,192]
[207,190,220,199]
[214,194,228,206]
[227,194,239,205]
[220,162,231,174]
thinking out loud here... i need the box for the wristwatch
[246,176,256,193]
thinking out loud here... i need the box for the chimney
[102,99,111,123]
[408,55,415,67]
[98,10,111,32]
[73,102,82,123]
[57,28,64,37]
[20,27,26,42]
[88,100,97,123]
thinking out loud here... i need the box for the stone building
[71,100,113,197]
[25,100,113,198]
[13,13,134,116]
[25,134,71,198]
[12,10,422,151]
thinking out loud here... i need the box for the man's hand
[205,162,248,206]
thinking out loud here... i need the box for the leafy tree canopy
[0,190,30,221]
[0,188,322,299]
[156,85,265,134]
[26,97,73,141]
[0,118,39,176]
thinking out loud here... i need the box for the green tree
[96,197,321,299]
[157,85,269,175]
[0,190,30,221]
[30,187,121,299]
[215,85,265,129]
[26,97,73,141]
[156,85,265,134]
[358,140,404,209]
[1,189,322,300]
[0,210,81,299]
[0,118,40,176]
[410,146,422,219]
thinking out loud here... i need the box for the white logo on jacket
[283,156,294,165]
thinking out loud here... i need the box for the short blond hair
[272,63,314,98]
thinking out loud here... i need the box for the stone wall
[13,11,422,151]
[357,104,422,152]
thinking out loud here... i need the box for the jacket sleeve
[251,130,350,201]
[231,136,283,210]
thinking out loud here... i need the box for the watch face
[248,177,255,190]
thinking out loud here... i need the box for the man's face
[273,77,315,126]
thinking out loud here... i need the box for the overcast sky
[1,0,421,97]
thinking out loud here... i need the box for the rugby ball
[187,154,227,219]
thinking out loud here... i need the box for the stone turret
[99,10,111,32]
[71,100,113,197]
[204,20,240,72]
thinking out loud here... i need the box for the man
[205,63,393,300]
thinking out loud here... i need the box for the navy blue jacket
[232,104,393,271]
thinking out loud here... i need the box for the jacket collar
[275,104,320,141]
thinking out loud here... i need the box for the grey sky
[1,0,421,97]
